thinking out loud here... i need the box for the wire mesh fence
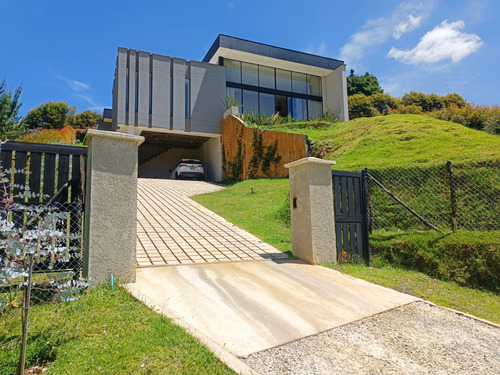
[367,159,500,232]
[0,200,83,303]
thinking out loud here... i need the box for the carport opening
[138,131,220,181]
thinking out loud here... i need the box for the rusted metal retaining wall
[221,115,307,179]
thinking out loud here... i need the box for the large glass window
[242,90,258,114]
[292,72,307,94]
[224,59,241,83]
[276,69,291,92]
[226,87,242,107]
[259,93,275,117]
[307,75,322,96]
[224,59,323,121]
[259,66,275,89]
[308,100,323,119]
[275,95,288,117]
[291,98,307,120]
[242,62,258,86]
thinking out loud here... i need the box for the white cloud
[305,42,327,56]
[56,75,90,92]
[388,20,483,64]
[339,0,434,65]
[394,15,423,39]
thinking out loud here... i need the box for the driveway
[136,179,286,267]
[129,179,500,375]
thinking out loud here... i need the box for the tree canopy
[68,110,102,129]
[0,80,24,140]
[347,69,384,96]
[23,101,76,130]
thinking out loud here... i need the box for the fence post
[82,130,144,285]
[285,157,337,264]
[446,161,458,232]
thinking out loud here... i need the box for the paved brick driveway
[136,179,286,267]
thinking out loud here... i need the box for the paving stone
[136,179,287,267]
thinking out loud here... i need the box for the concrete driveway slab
[127,260,419,358]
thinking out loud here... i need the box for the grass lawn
[0,285,236,375]
[266,114,500,170]
[193,179,500,324]
[327,264,500,324]
[194,179,293,255]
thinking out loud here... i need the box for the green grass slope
[269,114,500,170]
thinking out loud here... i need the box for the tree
[68,110,102,129]
[23,101,76,130]
[0,80,24,140]
[347,69,383,96]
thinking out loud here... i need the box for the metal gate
[332,169,370,264]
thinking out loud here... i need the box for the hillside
[268,114,500,170]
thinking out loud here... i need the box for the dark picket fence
[0,141,87,276]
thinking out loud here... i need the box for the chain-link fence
[367,159,500,232]
[0,200,83,301]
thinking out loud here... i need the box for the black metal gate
[332,169,370,264]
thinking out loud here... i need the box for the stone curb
[422,300,500,328]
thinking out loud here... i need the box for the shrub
[442,93,466,108]
[370,93,400,115]
[401,91,434,112]
[397,104,423,114]
[17,125,77,145]
[348,94,378,119]
[370,230,500,293]
[429,104,500,134]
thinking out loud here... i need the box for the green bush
[430,104,500,134]
[397,104,422,114]
[370,230,500,292]
[348,94,378,119]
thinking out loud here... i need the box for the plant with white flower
[0,166,87,374]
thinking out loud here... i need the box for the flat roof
[203,34,344,74]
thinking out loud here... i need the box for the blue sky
[1,0,498,116]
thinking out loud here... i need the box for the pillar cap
[84,129,145,146]
[285,157,336,169]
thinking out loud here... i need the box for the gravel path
[243,301,500,375]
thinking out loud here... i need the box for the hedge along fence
[221,115,307,180]
[370,231,500,293]
[367,159,500,232]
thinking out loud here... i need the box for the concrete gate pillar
[285,157,337,264]
[82,130,144,285]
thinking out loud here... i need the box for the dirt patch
[243,301,500,374]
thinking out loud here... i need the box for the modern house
[100,34,348,181]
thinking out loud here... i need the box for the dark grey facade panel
[203,34,345,71]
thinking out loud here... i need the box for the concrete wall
[285,157,337,264]
[83,130,144,284]
[190,62,226,134]
[323,65,349,122]
[112,48,226,135]
[203,137,223,181]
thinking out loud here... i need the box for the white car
[171,159,205,180]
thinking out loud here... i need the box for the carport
[137,130,222,181]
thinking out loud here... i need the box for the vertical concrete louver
[112,48,225,135]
